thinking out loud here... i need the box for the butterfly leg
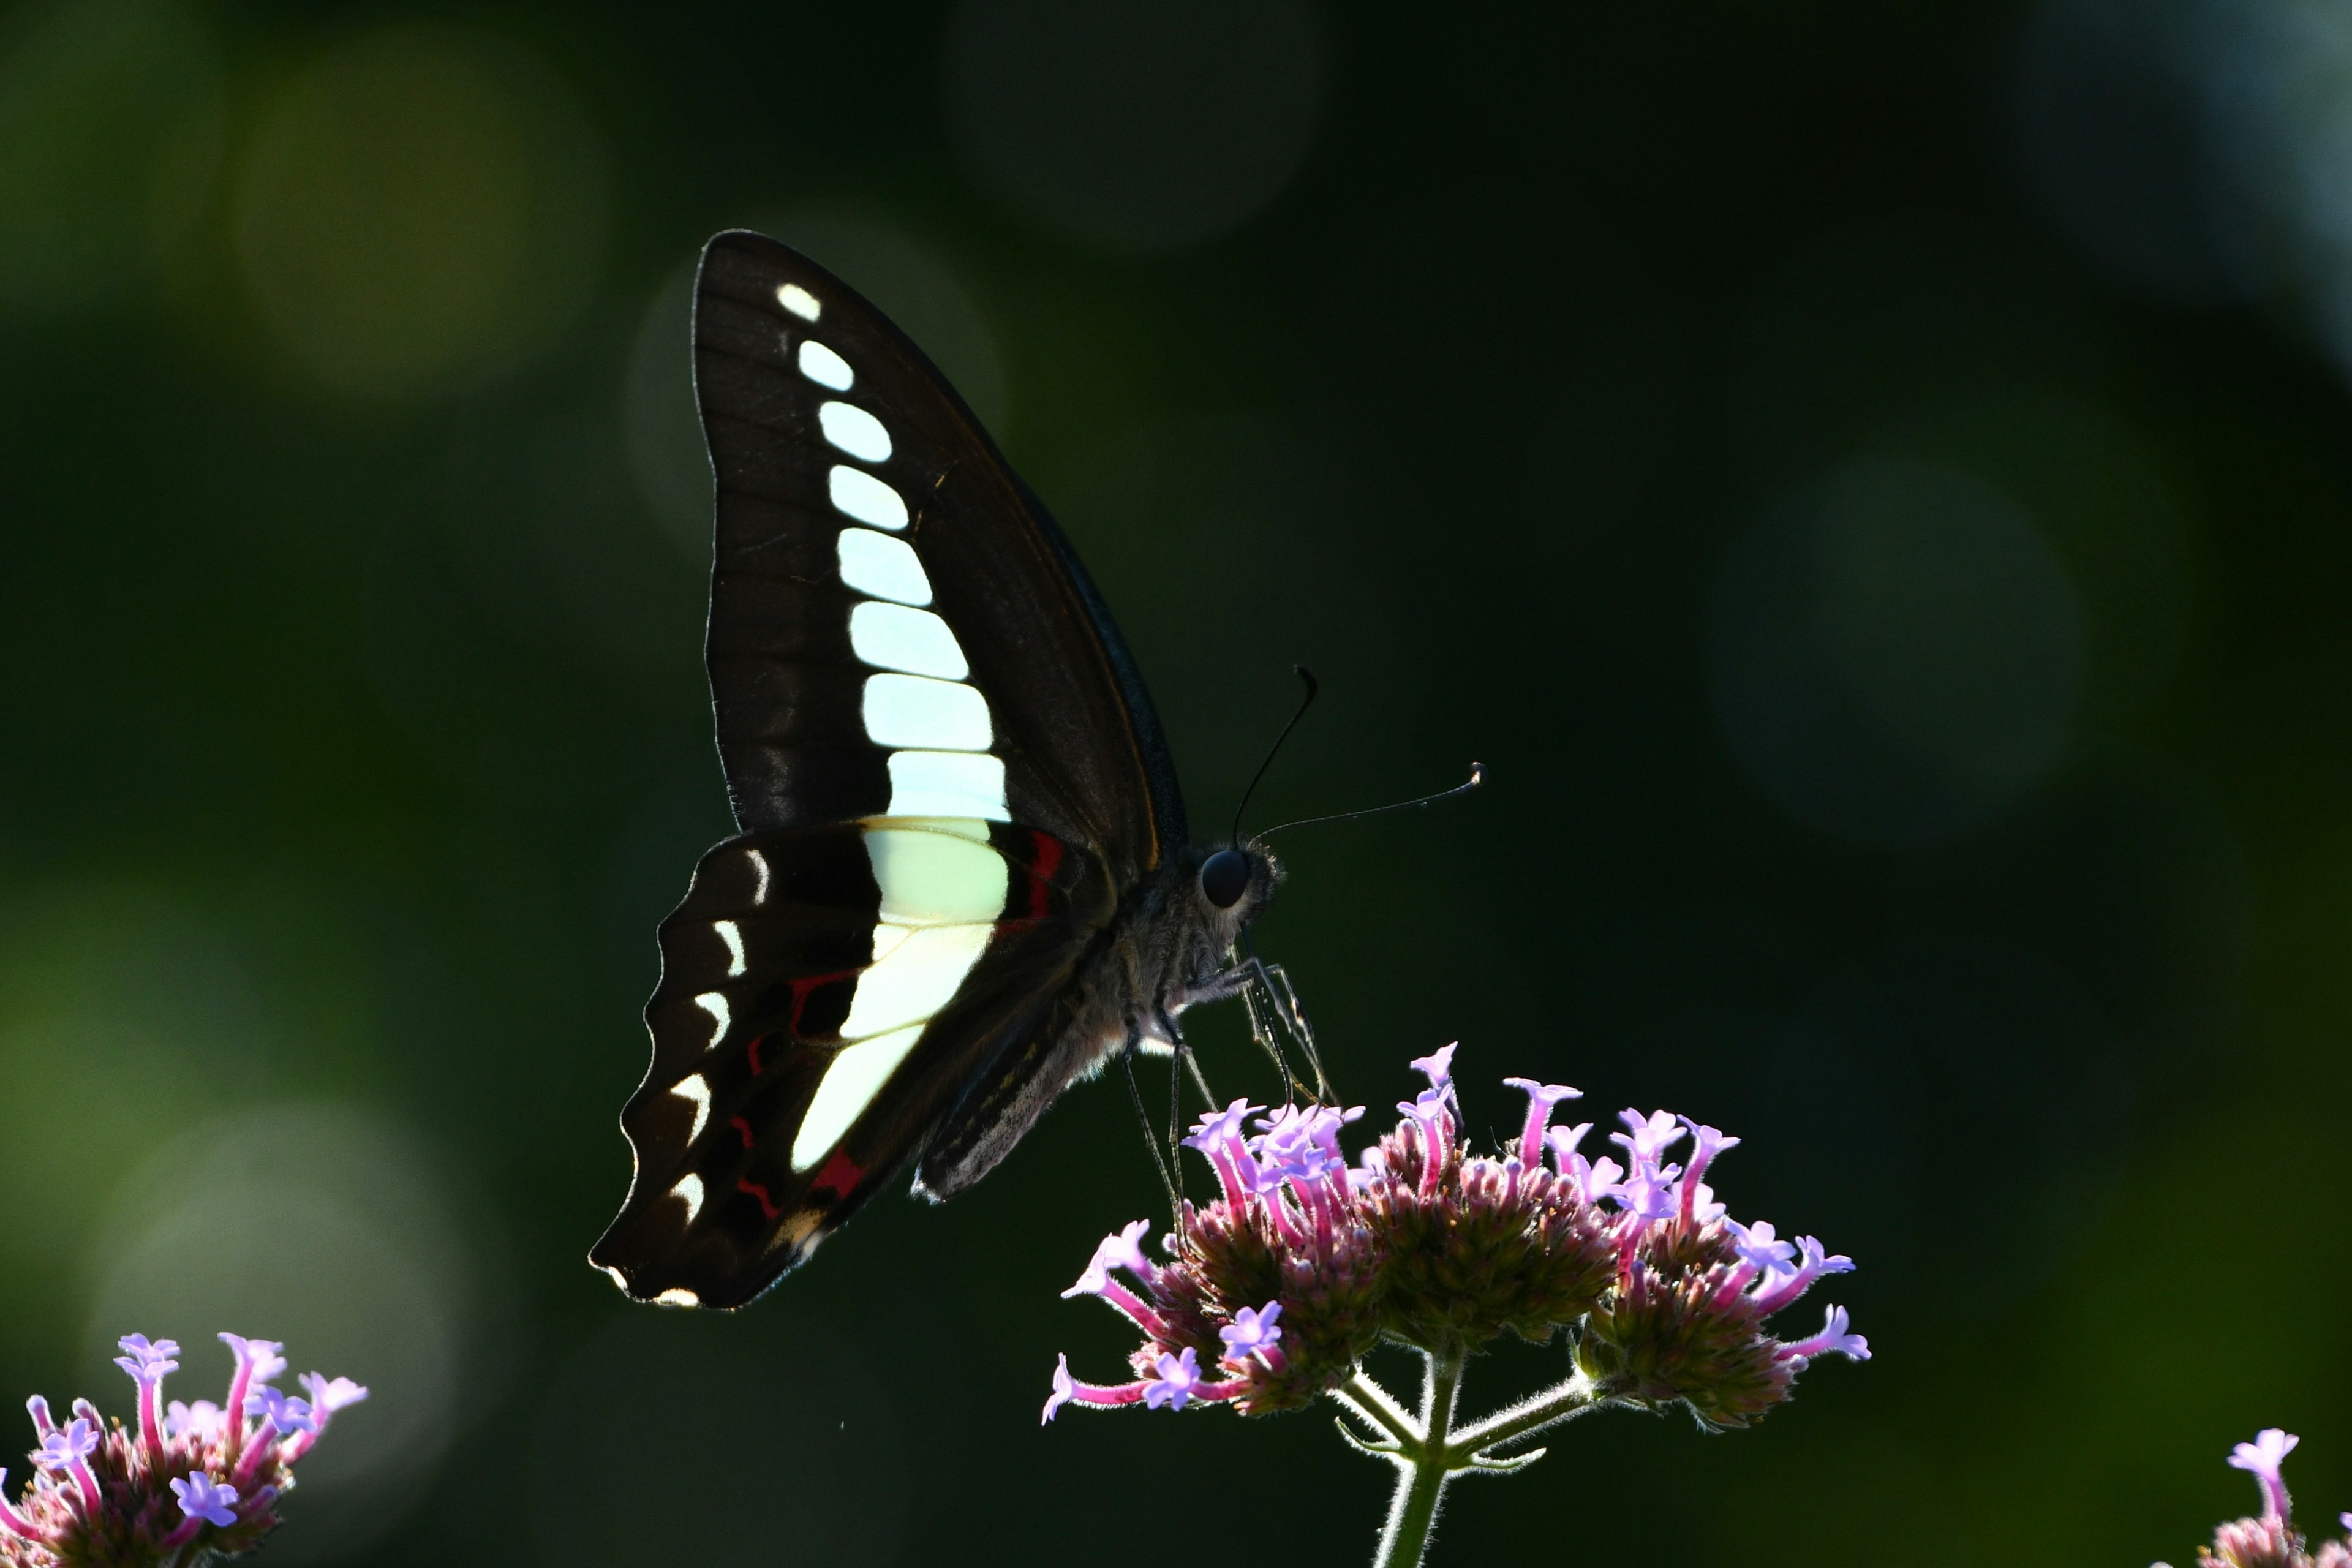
[1121,1031,1183,1219]
[1231,944,1333,1105]
[1259,961,1333,1102]
[1159,1009,1188,1193]
[1223,935,1307,1104]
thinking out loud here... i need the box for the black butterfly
[589,231,1306,1308]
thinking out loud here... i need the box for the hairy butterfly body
[590,232,1284,1308]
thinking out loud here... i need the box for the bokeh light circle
[1710,456,2087,845]
[0,0,224,314]
[84,1105,478,1562]
[233,25,608,398]
[941,0,1325,253]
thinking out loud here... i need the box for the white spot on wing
[862,673,992,750]
[797,339,853,390]
[837,528,932,605]
[849,601,969,680]
[818,401,891,463]
[792,1023,928,1170]
[668,1174,706,1223]
[885,751,1009,820]
[829,465,908,530]
[747,849,771,905]
[654,1287,701,1306]
[777,282,820,321]
[715,919,747,976]
[693,991,731,1050]
[669,1074,713,1142]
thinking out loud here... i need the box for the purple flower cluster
[1,1332,366,1567]
[1044,1045,1868,1427]
[2158,1429,2352,1568]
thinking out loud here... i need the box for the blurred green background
[2,0,2347,1561]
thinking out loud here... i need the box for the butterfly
[589,231,1310,1308]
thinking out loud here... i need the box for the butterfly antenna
[1256,761,1486,840]
[1230,666,1319,847]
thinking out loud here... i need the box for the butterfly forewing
[691,231,1183,872]
[592,232,1185,1306]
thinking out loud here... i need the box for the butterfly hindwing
[592,819,1110,1307]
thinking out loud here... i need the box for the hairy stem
[1371,1345,1466,1568]
[1448,1368,1616,1454]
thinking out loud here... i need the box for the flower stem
[1449,1368,1615,1453]
[1372,1345,1466,1568]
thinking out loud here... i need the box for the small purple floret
[170,1472,241,1528]
[165,1399,225,1442]
[1219,1302,1284,1363]
[1061,1219,1153,1298]
[217,1334,287,1384]
[1504,1077,1583,1164]
[1041,1354,1076,1425]
[1616,1163,1681,1224]
[1729,1218,1796,1276]
[33,1417,99,1468]
[299,1374,368,1417]
[246,1385,319,1437]
[2228,1427,2299,1520]
[1142,1347,1204,1411]
[1610,1108,1686,1165]
[1782,1305,1871,1363]
[112,1334,181,1385]
[1409,1042,1458,1095]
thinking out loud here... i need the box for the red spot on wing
[737,1177,781,1220]
[1027,831,1063,922]
[745,1035,765,1076]
[809,1148,865,1200]
[729,1115,755,1150]
[786,970,860,1039]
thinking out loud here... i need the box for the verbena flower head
[2157,1428,2352,1568]
[1044,1045,1867,1428]
[0,1332,366,1567]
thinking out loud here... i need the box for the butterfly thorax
[911,842,1280,1200]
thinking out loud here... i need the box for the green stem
[1371,1345,1466,1568]
[1335,1371,1420,1447]
[1447,1369,1616,1454]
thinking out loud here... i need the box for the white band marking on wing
[864,823,1008,923]
[791,1023,927,1171]
[668,1174,705,1223]
[837,527,932,605]
[862,673,991,750]
[829,466,908,530]
[797,339,853,390]
[850,601,970,680]
[818,401,891,463]
[885,751,1009,820]
[747,848,771,905]
[714,919,747,976]
[777,283,820,321]
[835,924,994,1039]
[654,1287,701,1306]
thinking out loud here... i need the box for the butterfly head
[1194,842,1280,930]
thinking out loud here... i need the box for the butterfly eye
[1199,849,1251,910]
